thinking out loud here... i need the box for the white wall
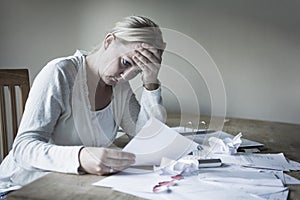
[1,0,299,124]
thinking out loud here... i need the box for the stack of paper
[197,166,288,198]
[94,165,292,200]
[213,153,292,171]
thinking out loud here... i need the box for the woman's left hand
[132,43,163,88]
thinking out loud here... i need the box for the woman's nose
[117,67,127,77]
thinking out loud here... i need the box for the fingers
[132,47,160,76]
[102,149,136,168]
[142,43,163,59]
[132,55,153,75]
[134,44,161,66]
[106,148,136,160]
[101,149,135,174]
[119,67,142,81]
[79,147,136,175]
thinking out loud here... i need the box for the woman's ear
[104,33,115,50]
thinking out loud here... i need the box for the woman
[0,15,166,194]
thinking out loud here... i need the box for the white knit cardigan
[0,50,163,192]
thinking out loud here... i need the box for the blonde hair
[111,16,165,50]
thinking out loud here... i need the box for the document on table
[198,168,284,187]
[283,174,300,184]
[123,117,198,166]
[213,153,292,171]
[197,166,288,199]
[286,159,300,171]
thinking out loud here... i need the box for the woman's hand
[79,147,135,175]
[132,43,163,89]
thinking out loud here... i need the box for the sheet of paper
[198,169,284,187]
[203,180,288,198]
[213,153,291,171]
[93,168,155,188]
[115,186,265,200]
[283,174,300,185]
[123,118,198,166]
[259,190,289,200]
[287,159,300,171]
[93,168,164,200]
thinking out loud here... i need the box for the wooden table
[8,114,300,200]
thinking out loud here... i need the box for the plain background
[1,0,299,125]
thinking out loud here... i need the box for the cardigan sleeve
[119,86,164,137]
[12,60,82,174]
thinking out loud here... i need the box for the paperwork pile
[94,167,277,200]
[93,118,300,200]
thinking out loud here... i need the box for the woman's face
[100,39,142,85]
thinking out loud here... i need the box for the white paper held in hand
[123,117,198,166]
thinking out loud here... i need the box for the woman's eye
[121,58,132,67]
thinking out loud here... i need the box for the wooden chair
[0,69,30,160]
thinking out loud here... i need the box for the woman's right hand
[78,147,136,175]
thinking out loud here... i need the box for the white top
[94,102,116,142]
[0,50,164,192]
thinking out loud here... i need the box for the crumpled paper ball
[154,157,199,176]
[208,132,242,155]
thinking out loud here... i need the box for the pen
[153,185,172,193]
[179,129,217,136]
[153,181,176,193]
[152,174,183,193]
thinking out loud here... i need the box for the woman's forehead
[118,42,141,56]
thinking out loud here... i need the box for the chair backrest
[0,69,30,160]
